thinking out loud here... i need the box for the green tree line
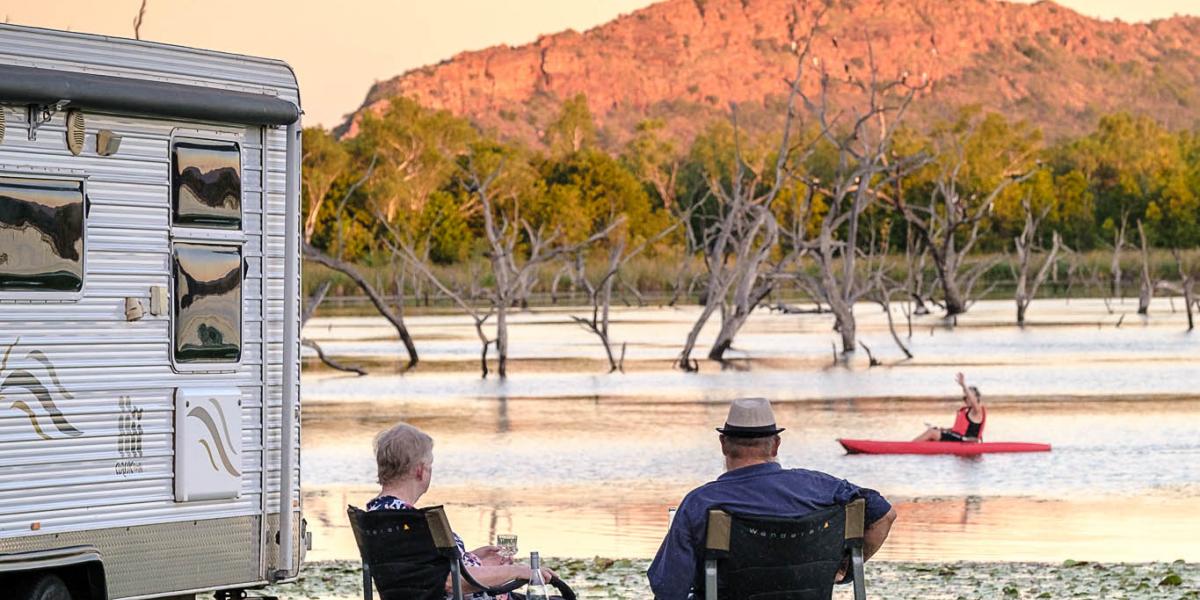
[304,97,1200,282]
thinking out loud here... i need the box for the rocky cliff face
[340,0,1200,145]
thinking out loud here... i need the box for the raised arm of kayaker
[957,372,982,420]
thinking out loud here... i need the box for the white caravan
[0,24,305,600]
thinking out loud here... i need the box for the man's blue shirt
[647,462,892,600]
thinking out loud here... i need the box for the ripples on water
[299,300,1200,562]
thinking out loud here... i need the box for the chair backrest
[702,498,866,600]
[347,505,458,600]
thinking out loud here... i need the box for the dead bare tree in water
[787,36,928,358]
[886,145,1037,317]
[302,247,421,369]
[1169,249,1197,331]
[376,227,497,377]
[404,155,621,378]
[299,154,408,373]
[675,106,792,370]
[1012,195,1063,326]
[675,86,808,370]
[865,223,914,361]
[572,239,629,373]
[300,281,367,376]
[477,165,612,377]
[677,6,920,369]
[571,219,680,372]
[302,155,421,369]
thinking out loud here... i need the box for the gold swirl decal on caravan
[186,399,241,477]
[0,337,83,440]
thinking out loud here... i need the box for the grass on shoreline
[263,558,1197,600]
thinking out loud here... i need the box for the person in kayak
[913,372,986,442]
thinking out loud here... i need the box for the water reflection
[497,394,510,434]
[172,139,241,228]
[300,305,1199,564]
[304,300,1200,371]
[0,177,84,292]
[304,485,1200,562]
[173,243,242,362]
[301,396,1200,562]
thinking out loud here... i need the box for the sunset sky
[5,0,1199,128]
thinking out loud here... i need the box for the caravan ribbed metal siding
[0,24,301,596]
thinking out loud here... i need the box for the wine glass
[496,533,518,560]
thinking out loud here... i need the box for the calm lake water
[299,299,1199,563]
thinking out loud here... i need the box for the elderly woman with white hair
[368,422,555,599]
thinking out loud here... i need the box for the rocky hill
[339,0,1200,147]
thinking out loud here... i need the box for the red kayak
[838,438,1052,455]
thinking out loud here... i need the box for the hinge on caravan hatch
[26,100,70,141]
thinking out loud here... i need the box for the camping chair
[700,498,868,600]
[347,505,576,600]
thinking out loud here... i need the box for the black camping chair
[347,505,576,600]
[699,498,868,600]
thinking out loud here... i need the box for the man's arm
[648,504,700,600]
[863,508,897,560]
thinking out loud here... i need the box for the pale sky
[4,1,1199,129]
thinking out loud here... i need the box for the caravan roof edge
[0,63,300,126]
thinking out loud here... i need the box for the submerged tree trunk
[1014,201,1061,327]
[936,250,968,317]
[495,301,508,378]
[1185,282,1195,331]
[835,304,857,356]
[1172,248,1195,331]
[1111,215,1127,301]
[708,285,773,363]
[707,210,778,363]
[1137,221,1153,315]
[941,277,968,317]
[678,301,720,371]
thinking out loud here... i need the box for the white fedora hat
[716,397,785,438]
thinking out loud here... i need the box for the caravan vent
[66,110,85,155]
[0,108,6,144]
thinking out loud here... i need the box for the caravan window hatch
[172,138,242,229]
[0,175,85,296]
[172,242,243,365]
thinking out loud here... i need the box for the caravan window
[173,243,242,363]
[0,176,85,293]
[172,139,242,229]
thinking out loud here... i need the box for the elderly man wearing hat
[647,398,897,599]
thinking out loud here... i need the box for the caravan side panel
[0,25,301,599]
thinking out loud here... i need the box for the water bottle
[526,551,550,600]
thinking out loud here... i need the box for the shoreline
[266,559,1197,599]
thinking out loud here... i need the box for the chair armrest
[550,576,578,600]
[458,565,526,596]
[462,573,576,600]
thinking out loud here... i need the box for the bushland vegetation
[302,22,1200,375]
